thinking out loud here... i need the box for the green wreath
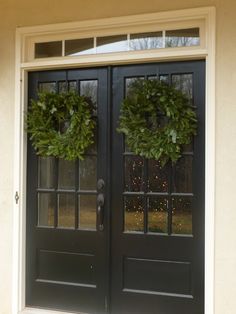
[26,91,96,160]
[117,79,197,165]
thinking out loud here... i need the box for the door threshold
[21,308,88,314]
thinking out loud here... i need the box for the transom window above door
[22,13,206,63]
[34,28,200,59]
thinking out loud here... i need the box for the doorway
[26,61,205,314]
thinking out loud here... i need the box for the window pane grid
[35,27,200,59]
[122,74,194,235]
[35,76,99,231]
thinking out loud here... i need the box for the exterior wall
[0,0,235,313]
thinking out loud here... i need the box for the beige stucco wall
[0,0,236,313]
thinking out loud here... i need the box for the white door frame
[12,7,216,314]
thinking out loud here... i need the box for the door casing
[12,7,216,314]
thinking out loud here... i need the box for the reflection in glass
[35,41,62,58]
[172,74,193,100]
[87,126,97,154]
[124,156,144,192]
[125,77,144,97]
[58,194,75,228]
[79,156,97,190]
[124,140,132,153]
[148,159,168,192]
[172,197,192,234]
[80,80,98,107]
[165,28,200,48]
[58,160,75,190]
[38,157,55,189]
[97,35,127,53]
[38,82,56,93]
[38,193,54,227]
[159,75,169,83]
[124,196,144,232]
[173,156,193,193]
[65,38,94,56]
[79,195,96,230]
[69,81,77,92]
[130,32,163,50]
[58,81,67,93]
[148,76,158,80]
[148,197,168,233]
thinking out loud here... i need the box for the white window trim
[12,6,216,314]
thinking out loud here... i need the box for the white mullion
[162,30,166,48]
[94,37,97,54]
[127,34,130,51]
[62,40,65,57]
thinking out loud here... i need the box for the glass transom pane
[35,41,62,58]
[97,35,127,53]
[165,28,200,48]
[65,38,94,56]
[130,32,163,50]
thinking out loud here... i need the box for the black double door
[26,61,205,314]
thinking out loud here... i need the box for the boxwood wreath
[26,91,96,160]
[117,79,197,166]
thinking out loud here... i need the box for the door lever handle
[97,193,105,231]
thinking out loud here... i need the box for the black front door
[26,61,205,314]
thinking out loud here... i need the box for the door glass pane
[69,81,77,92]
[58,81,67,93]
[97,35,127,53]
[38,193,54,227]
[125,77,144,97]
[58,194,75,228]
[124,156,144,192]
[124,196,144,232]
[58,160,75,190]
[173,156,193,193]
[159,74,169,83]
[38,157,55,189]
[172,74,193,101]
[79,156,97,190]
[65,38,94,56]
[130,32,163,50]
[172,197,193,234]
[38,82,56,93]
[148,159,168,192]
[80,80,98,115]
[148,75,158,80]
[165,28,200,47]
[79,195,97,230]
[148,197,168,233]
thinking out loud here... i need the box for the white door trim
[12,7,216,314]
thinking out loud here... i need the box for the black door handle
[97,193,105,231]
